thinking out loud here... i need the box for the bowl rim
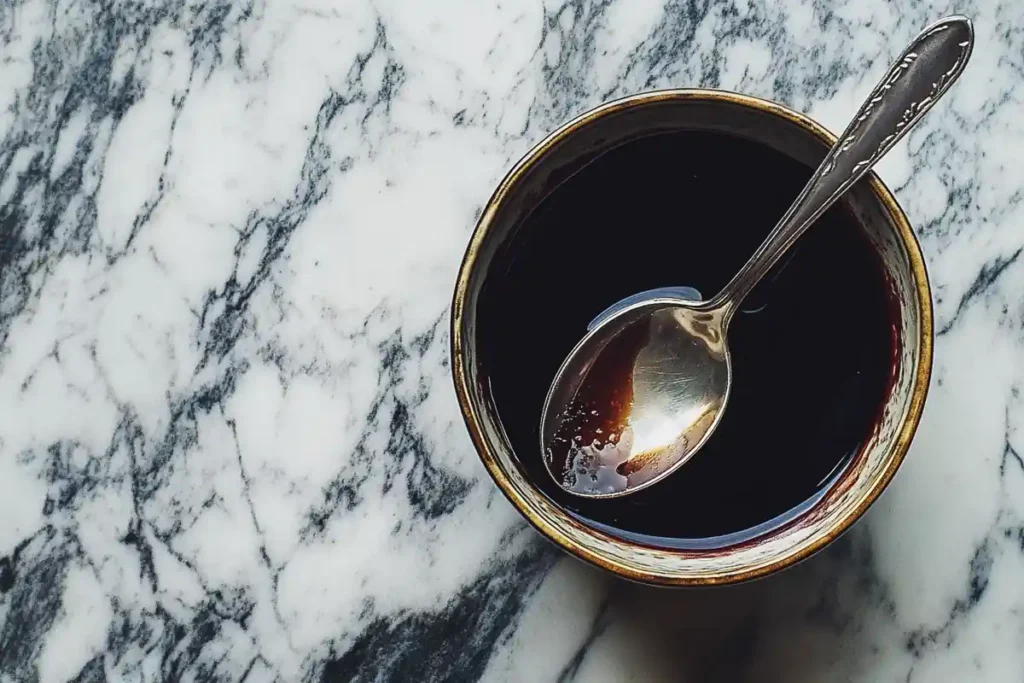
[450,88,934,586]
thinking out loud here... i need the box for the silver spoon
[540,15,974,499]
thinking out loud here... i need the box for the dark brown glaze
[478,129,898,550]
[545,318,647,490]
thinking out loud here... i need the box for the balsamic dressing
[545,316,649,495]
[478,130,898,549]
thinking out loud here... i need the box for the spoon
[540,15,974,498]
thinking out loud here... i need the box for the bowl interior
[452,90,931,585]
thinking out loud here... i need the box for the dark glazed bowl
[451,90,932,586]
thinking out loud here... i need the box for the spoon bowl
[542,298,731,496]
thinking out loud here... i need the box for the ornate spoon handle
[712,16,974,315]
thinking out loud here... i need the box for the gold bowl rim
[450,88,933,586]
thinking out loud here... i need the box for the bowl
[450,89,932,586]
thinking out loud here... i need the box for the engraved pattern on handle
[822,20,974,180]
[710,16,974,319]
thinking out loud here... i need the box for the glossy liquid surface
[546,318,647,495]
[478,130,898,548]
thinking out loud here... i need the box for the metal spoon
[540,15,974,499]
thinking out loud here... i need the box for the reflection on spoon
[552,305,727,496]
[587,286,701,331]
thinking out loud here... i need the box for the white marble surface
[0,0,1022,681]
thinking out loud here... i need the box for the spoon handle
[711,16,974,317]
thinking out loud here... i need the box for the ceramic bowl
[451,89,932,586]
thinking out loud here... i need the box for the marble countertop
[1,1,1022,681]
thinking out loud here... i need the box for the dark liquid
[478,130,898,549]
[546,318,647,494]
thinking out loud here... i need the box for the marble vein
[2,0,1024,681]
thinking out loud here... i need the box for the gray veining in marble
[2,0,1023,681]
